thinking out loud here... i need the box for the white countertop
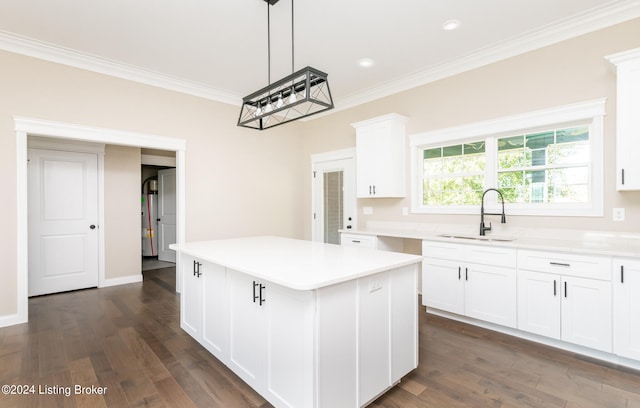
[170,236,422,290]
[341,222,640,258]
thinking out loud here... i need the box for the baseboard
[0,312,27,328]
[100,274,143,288]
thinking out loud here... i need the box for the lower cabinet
[517,250,612,352]
[613,258,640,360]
[181,255,418,408]
[422,241,517,328]
[228,269,314,408]
[180,254,226,360]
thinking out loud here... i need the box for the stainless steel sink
[437,234,516,242]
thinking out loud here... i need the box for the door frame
[310,148,356,243]
[14,116,186,326]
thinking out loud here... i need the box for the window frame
[409,99,606,217]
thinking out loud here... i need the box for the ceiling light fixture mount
[238,0,334,130]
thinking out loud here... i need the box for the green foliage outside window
[421,126,590,206]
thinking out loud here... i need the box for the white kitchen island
[170,236,422,408]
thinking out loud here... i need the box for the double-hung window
[410,99,605,216]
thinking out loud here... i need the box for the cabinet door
[201,262,227,360]
[227,270,266,387]
[613,260,640,360]
[264,283,314,408]
[517,270,561,339]
[613,54,640,190]
[181,255,202,339]
[562,276,612,352]
[422,257,464,314]
[354,115,406,198]
[465,263,517,328]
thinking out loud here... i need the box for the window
[410,99,605,216]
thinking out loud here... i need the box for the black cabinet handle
[253,281,266,306]
[373,185,376,195]
[621,265,624,283]
[458,266,461,280]
[369,185,372,195]
[465,267,468,281]
[553,279,557,296]
[351,240,361,243]
[194,261,202,278]
[564,281,567,298]
[622,168,625,185]
[550,262,570,267]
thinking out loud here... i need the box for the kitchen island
[170,236,422,408]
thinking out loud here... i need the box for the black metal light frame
[237,0,334,130]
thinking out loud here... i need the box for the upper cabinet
[606,48,640,191]
[352,113,408,198]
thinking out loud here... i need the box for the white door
[157,168,176,262]
[312,158,355,244]
[28,148,99,296]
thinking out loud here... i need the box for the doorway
[311,149,356,244]
[13,116,186,326]
[142,160,177,271]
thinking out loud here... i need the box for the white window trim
[409,98,606,216]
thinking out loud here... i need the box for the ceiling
[1,0,639,112]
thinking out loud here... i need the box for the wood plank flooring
[1,267,639,407]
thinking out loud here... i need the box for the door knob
[89,225,96,229]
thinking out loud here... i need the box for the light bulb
[255,103,262,117]
[288,87,297,104]
[265,98,273,113]
[276,93,284,108]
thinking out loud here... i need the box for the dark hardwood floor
[1,267,639,407]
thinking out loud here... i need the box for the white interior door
[28,148,99,296]
[312,157,356,244]
[157,168,177,262]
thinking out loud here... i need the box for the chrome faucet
[480,188,506,236]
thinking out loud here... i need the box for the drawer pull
[553,279,557,296]
[351,240,361,243]
[550,262,570,267]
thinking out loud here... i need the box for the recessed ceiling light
[442,19,460,31]
[358,58,375,68]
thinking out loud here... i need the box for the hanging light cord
[267,2,271,85]
[291,0,294,73]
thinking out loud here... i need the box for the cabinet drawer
[422,241,515,268]
[422,240,464,260]
[465,245,516,268]
[341,233,377,249]
[518,250,612,280]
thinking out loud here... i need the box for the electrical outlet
[368,279,382,293]
[613,208,625,221]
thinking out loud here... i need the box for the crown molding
[0,30,243,106]
[333,0,640,114]
[1,1,639,112]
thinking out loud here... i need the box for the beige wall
[104,145,142,280]
[0,50,304,318]
[301,18,640,239]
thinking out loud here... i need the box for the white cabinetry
[180,255,227,360]
[352,113,408,198]
[341,232,403,252]
[606,48,640,190]
[613,258,640,360]
[422,241,517,328]
[517,250,612,352]
[228,269,314,408]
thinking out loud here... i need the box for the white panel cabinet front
[613,258,640,360]
[517,250,612,352]
[422,241,517,328]
[353,114,408,198]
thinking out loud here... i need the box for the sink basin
[437,234,516,242]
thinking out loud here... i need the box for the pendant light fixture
[237,0,334,130]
